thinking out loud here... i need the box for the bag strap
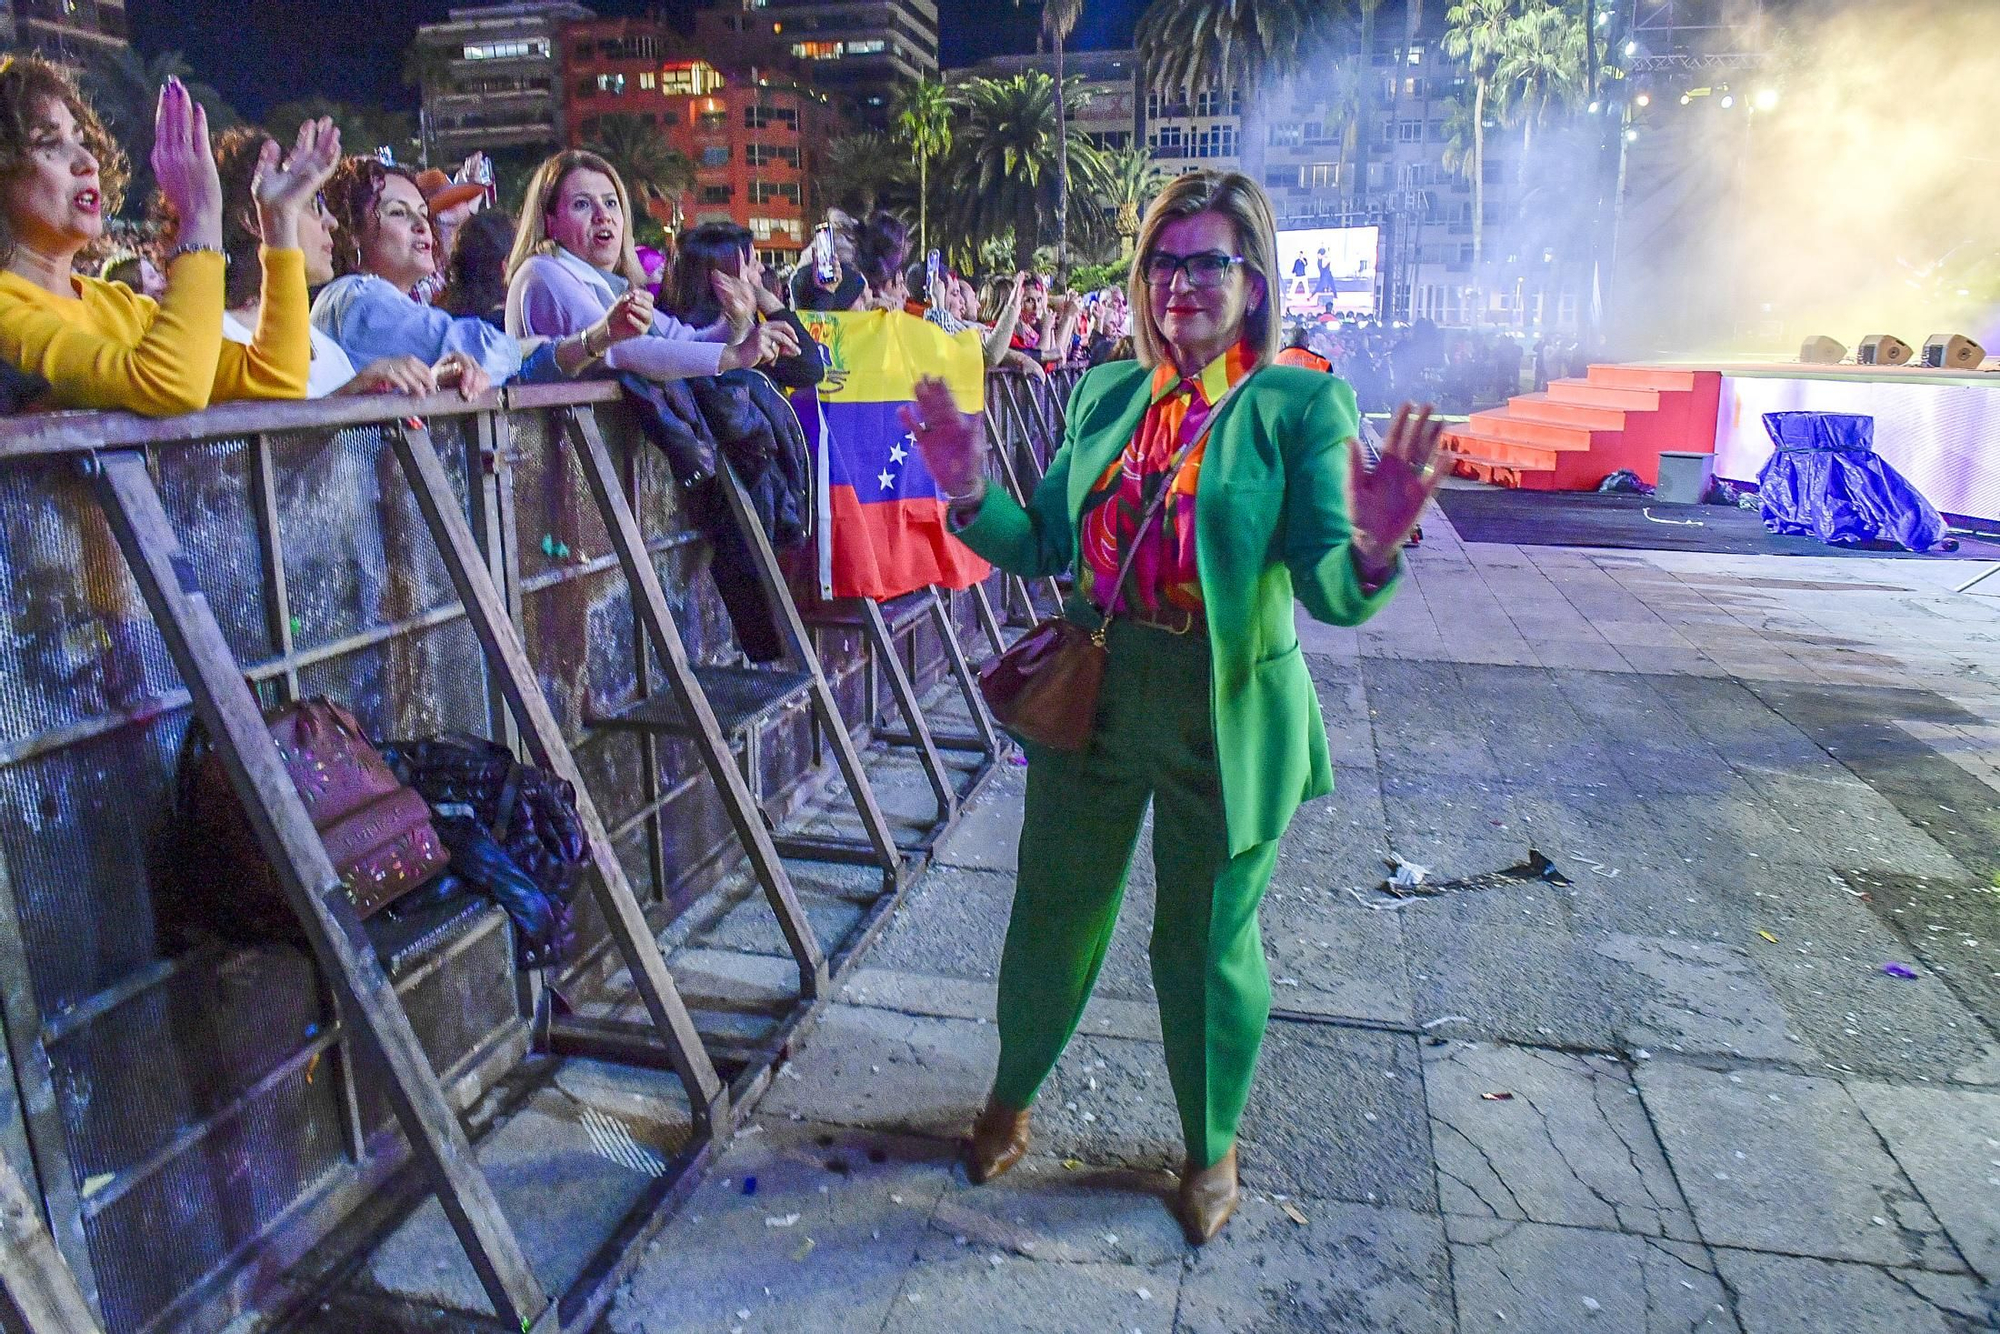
[1093,368,1257,638]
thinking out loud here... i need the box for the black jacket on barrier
[618,369,811,663]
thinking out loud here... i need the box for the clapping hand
[606,287,653,343]
[1348,403,1445,579]
[151,77,223,252]
[253,116,341,251]
[710,267,758,332]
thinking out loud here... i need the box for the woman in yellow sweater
[0,57,338,415]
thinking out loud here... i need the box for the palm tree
[1135,0,1336,181]
[893,80,954,256]
[1442,0,1520,266]
[80,49,238,218]
[1101,144,1167,254]
[1040,0,1086,275]
[820,131,914,216]
[1495,0,1587,165]
[940,73,1113,271]
[589,113,695,228]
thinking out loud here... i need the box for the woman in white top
[504,149,795,382]
[210,125,439,398]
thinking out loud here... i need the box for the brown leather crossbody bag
[978,374,1252,751]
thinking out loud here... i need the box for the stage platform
[1444,359,2000,526]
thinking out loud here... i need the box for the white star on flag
[877,468,896,491]
[889,438,909,464]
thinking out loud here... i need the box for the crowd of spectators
[0,55,1580,425]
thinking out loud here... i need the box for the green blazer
[956,359,1398,858]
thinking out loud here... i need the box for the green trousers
[992,619,1281,1169]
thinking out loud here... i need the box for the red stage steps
[1442,364,1721,491]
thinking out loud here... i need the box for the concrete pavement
[604,498,2000,1334]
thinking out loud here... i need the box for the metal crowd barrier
[0,370,1078,1334]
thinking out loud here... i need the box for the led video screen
[1275,226,1379,319]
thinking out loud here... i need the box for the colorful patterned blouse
[1080,342,1258,617]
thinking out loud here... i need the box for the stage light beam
[1721,95,1735,108]
[1755,88,1779,110]
[1624,40,1638,56]
[1636,92,1651,107]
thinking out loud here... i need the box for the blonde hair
[1127,170,1280,369]
[505,149,646,286]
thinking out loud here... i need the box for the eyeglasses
[1143,250,1246,288]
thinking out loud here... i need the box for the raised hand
[1348,402,1445,576]
[899,375,985,499]
[151,78,222,252]
[253,117,341,250]
[709,267,757,331]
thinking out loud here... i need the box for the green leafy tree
[1037,0,1086,274]
[1442,0,1520,266]
[80,49,238,218]
[893,80,954,256]
[1135,0,1336,180]
[939,73,1113,271]
[1495,0,1588,164]
[589,112,695,228]
[1100,144,1167,254]
[820,131,915,216]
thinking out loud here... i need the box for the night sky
[124,0,1148,121]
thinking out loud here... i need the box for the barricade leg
[552,409,834,998]
[385,422,733,1129]
[0,1148,104,1334]
[87,448,553,1332]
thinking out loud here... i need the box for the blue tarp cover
[1757,412,1946,552]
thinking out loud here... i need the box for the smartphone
[813,225,837,284]
[926,249,942,294]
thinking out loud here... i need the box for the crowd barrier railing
[0,369,1076,1334]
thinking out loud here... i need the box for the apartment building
[8,0,128,56]
[697,0,938,128]
[413,1,595,165]
[562,12,835,262]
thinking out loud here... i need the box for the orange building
[561,14,836,264]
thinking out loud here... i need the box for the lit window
[639,72,656,90]
[750,216,804,241]
[661,62,724,96]
[847,39,885,54]
[596,73,626,95]
[463,39,547,61]
[700,146,730,167]
[791,41,843,59]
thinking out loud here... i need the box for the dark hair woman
[0,59,334,413]
[310,154,518,397]
[851,209,909,310]
[904,170,1444,1245]
[667,220,821,389]
[441,206,515,328]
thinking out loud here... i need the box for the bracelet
[942,477,986,506]
[166,241,222,264]
[581,324,608,359]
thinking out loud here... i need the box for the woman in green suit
[903,170,1443,1243]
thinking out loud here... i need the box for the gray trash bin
[1655,450,1716,505]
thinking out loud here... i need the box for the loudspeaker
[1921,333,1985,370]
[1799,335,1846,364]
[1856,334,1913,366]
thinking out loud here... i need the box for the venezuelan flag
[794,310,991,601]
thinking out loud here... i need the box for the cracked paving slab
[606,1124,953,1334]
[1425,1041,1698,1240]
[1594,933,1818,1063]
[1846,1081,2000,1283]
[1175,1196,1455,1334]
[1637,1063,1962,1271]
[1447,1216,1738,1334]
[1711,1249,2000,1334]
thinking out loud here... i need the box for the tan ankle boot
[1175,1147,1240,1245]
[962,1095,1032,1184]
